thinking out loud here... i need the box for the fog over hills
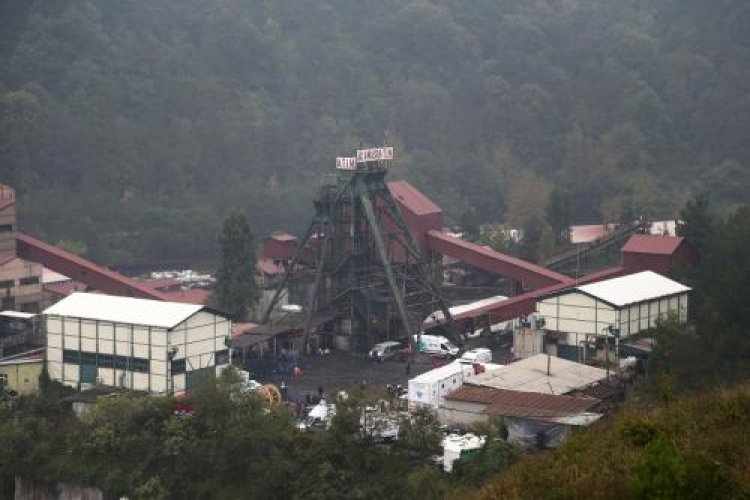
[1,0,748,266]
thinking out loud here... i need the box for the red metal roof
[569,224,616,244]
[256,258,283,276]
[426,230,572,289]
[0,199,15,211]
[160,288,209,305]
[387,180,442,216]
[269,232,297,242]
[446,385,599,421]
[15,233,169,301]
[139,277,182,290]
[425,266,630,327]
[622,234,685,255]
[44,280,88,296]
[0,251,15,267]
[232,321,260,337]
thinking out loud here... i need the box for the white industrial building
[45,292,231,394]
[536,271,690,360]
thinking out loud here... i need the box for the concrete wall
[14,477,103,500]
[0,360,43,395]
[170,310,231,394]
[0,258,44,312]
[438,399,489,427]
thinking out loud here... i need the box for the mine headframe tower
[262,147,458,354]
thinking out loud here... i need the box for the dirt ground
[260,336,512,403]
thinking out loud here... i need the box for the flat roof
[43,292,220,329]
[575,270,690,308]
[467,354,608,395]
[0,310,35,319]
[411,360,503,384]
[427,296,508,322]
[622,234,684,255]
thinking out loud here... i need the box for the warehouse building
[536,271,690,361]
[45,292,231,394]
[0,348,45,395]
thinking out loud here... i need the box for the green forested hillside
[1,1,749,266]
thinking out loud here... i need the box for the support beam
[359,189,415,349]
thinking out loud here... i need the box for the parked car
[460,347,493,364]
[368,341,406,362]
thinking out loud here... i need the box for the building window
[80,351,97,366]
[98,354,114,369]
[131,358,149,373]
[62,349,150,374]
[20,302,39,313]
[63,349,80,364]
[0,280,14,289]
[215,349,230,365]
[0,373,7,388]
[171,358,186,375]
[0,224,13,233]
[19,276,40,286]
[114,354,128,370]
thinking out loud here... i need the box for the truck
[413,334,459,358]
[407,359,501,410]
[442,433,486,472]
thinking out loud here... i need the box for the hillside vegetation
[470,383,750,499]
[1,1,749,266]
[460,196,750,499]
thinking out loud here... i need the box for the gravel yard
[258,336,512,403]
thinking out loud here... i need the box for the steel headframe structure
[262,150,458,354]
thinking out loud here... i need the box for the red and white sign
[336,157,357,170]
[356,147,394,163]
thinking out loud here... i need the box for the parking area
[258,336,512,403]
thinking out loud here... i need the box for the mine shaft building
[45,292,231,394]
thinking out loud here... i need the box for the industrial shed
[536,271,690,359]
[440,385,602,448]
[45,292,231,394]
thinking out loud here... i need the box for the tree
[545,187,573,245]
[211,211,259,321]
[519,215,546,263]
[396,407,442,459]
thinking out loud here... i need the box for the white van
[413,334,460,358]
[460,347,492,364]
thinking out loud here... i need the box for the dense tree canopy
[210,211,259,321]
[1,0,749,267]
